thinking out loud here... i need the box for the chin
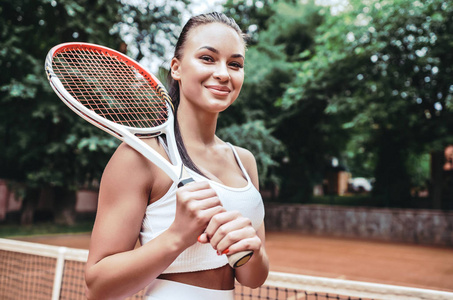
[210,100,236,112]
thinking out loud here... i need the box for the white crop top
[139,140,265,274]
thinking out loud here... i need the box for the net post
[52,246,67,300]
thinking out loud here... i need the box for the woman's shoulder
[229,144,256,166]
[111,141,154,166]
[214,138,257,172]
[227,143,259,188]
[103,138,163,182]
[111,138,164,163]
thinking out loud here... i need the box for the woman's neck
[177,102,219,147]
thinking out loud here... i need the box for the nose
[213,63,230,82]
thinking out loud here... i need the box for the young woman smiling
[85,12,269,300]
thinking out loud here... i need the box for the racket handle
[228,250,253,268]
[177,167,194,188]
[177,177,194,187]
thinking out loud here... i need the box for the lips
[205,85,231,96]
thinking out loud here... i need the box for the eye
[229,61,244,69]
[200,55,214,62]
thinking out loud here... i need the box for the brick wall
[264,204,453,246]
[0,180,22,221]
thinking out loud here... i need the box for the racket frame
[45,42,183,183]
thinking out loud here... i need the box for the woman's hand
[169,181,226,249]
[199,210,261,257]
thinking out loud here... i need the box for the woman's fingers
[203,211,260,255]
[175,181,261,255]
[176,181,217,201]
[172,181,226,246]
[216,226,261,256]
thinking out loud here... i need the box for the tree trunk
[372,131,411,208]
[53,187,77,225]
[430,151,443,209]
[19,188,40,226]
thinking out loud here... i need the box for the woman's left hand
[198,211,262,256]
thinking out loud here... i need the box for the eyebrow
[198,46,244,60]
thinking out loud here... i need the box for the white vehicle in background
[348,177,373,193]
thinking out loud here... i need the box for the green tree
[282,0,453,207]
[0,0,188,223]
[223,0,277,45]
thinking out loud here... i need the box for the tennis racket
[45,42,253,268]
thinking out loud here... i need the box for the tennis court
[3,231,452,299]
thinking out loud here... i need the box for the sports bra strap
[226,142,251,182]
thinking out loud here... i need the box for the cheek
[179,66,206,92]
[184,61,212,81]
[233,73,244,91]
[180,81,199,98]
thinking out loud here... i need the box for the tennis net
[1,238,452,300]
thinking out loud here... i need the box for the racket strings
[80,52,152,127]
[78,50,165,127]
[52,47,168,128]
[72,50,164,127]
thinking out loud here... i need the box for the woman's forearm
[234,245,269,289]
[85,229,186,300]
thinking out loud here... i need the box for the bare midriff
[157,264,234,290]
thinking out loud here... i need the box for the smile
[205,85,231,96]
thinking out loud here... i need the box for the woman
[85,12,269,300]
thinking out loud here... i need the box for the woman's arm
[85,142,225,299]
[85,143,179,299]
[233,223,269,288]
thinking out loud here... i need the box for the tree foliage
[0,0,188,222]
[281,0,453,205]
[223,0,452,206]
[0,0,124,190]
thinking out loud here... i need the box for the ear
[170,57,181,81]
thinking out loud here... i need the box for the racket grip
[178,177,194,187]
[177,167,194,188]
[228,250,253,268]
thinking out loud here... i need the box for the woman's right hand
[169,181,225,249]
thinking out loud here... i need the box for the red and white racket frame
[45,42,184,183]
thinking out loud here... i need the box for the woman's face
[171,22,245,114]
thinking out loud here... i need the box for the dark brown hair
[167,12,246,175]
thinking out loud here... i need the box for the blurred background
[1,1,453,297]
[0,0,452,240]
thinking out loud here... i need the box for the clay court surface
[12,231,453,293]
